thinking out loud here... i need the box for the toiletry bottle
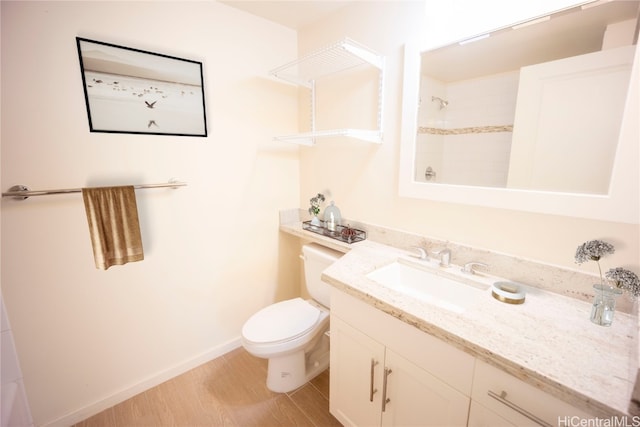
[328,212,336,231]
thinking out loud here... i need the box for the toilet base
[266,332,330,393]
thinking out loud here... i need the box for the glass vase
[590,284,623,327]
[310,215,322,227]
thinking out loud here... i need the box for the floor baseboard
[44,337,242,427]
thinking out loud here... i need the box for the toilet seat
[242,298,322,345]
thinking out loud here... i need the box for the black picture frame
[76,37,207,137]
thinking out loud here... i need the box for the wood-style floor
[74,347,342,427]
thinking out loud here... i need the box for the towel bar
[2,181,186,200]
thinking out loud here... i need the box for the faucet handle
[433,248,449,253]
[432,248,451,267]
[462,262,488,275]
[409,246,428,260]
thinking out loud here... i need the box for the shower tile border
[418,125,513,135]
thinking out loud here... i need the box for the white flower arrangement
[308,193,325,217]
[606,267,640,299]
[575,239,615,285]
[575,239,639,298]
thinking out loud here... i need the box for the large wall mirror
[399,0,639,223]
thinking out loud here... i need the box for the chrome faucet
[409,246,428,260]
[432,248,451,267]
[462,262,488,275]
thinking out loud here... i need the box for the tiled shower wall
[416,71,519,187]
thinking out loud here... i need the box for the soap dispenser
[324,201,342,232]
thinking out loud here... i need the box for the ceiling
[220,0,639,81]
[423,0,640,82]
[219,1,352,30]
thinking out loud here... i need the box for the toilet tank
[302,243,343,308]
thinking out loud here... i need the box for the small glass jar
[324,201,342,231]
[590,284,623,327]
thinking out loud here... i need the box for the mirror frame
[399,22,639,224]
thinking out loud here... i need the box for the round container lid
[492,281,526,304]
[242,298,321,344]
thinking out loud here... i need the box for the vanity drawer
[472,360,592,426]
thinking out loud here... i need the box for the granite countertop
[280,219,637,418]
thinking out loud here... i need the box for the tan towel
[82,186,144,270]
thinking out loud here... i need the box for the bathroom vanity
[322,244,634,426]
[280,210,638,425]
[330,289,594,426]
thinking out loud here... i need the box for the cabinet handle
[370,359,379,402]
[382,368,392,412]
[487,390,552,427]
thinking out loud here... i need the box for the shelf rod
[2,181,187,200]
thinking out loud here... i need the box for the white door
[508,45,634,194]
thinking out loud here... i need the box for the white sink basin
[366,261,489,313]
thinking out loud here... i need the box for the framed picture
[76,37,207,137]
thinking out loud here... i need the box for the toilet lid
[242,298,321,344]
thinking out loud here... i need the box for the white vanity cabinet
[330,289,474,427]
[469,360,593,427]
[329,288,598,427]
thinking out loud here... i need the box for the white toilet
[241,243,342,393]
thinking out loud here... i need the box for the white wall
[1,1,300,425]
[1,296,33,427]
[298,0,638,271]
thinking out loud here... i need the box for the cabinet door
[381,349,470,427]
[468,401,516,427]
[330,315,386,427]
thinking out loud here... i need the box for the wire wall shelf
[270,38,385,146]
[273,129,383,146]
[270,38,384,87]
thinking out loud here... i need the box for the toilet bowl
[241,243,342,393]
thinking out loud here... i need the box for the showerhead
[431,96,449,109]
